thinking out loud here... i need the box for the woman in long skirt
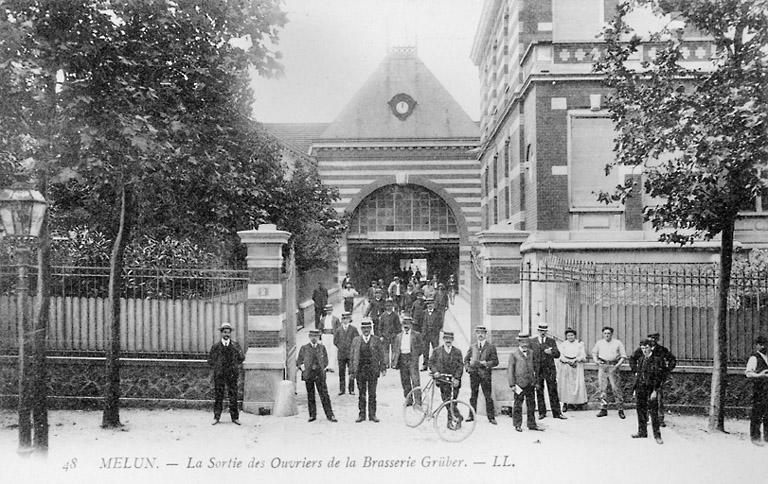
[557,328,587,411]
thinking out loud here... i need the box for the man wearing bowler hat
[464,326,499,424]
[530,323,566,420]
[350,318,387,422]
[208,323,245,425]
[297,329,337,422]
[333,311,359,395]
[392,316,423,404]
[507,333,542,432]
[429,331,465,428]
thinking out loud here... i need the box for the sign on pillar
[238,224,291,414]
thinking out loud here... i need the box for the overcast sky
[250,0,482,124]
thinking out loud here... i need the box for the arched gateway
[347,183,463,288]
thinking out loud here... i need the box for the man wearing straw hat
[319,303,339,338]
[350,317,387,422]
[333,311,359,395]
[530,322,566,420]
[297,329,337,423]
[208,322,245,425]
[392,315,423,404]
[464,325,499,425]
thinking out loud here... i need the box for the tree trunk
[708,216,735,432]
[32,192,50,451]
[102,184,132,428]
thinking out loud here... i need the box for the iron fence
[522,258,768,365]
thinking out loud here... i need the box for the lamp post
[0,186,47,455]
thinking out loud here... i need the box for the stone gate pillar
[477,226,529,409]
[238,224,291,414]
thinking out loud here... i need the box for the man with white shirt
[592,326,627,419]
[746,335,768,445]
[319,303,339,338]
[464,326,499,424]
[391,316,423,404]
[208,323,245,425]
[350,318,387,422]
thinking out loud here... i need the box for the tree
[0,0,288,429]
[595,0,768,431]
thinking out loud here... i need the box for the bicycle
[403,372,476,442]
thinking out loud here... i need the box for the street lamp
[0,186,47,454]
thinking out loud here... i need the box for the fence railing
[0,265,249,358]
[522,259,768,365]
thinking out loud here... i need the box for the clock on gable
[388,93,417,121]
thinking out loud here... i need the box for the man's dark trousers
[398,354,420,402]
[536,372,561,416]
[469,372,495,418]
[213,372,239,421]
[422,332,439,366]
[306,374,334,419]
[338,356,354,394]
[437,383,461,423]
[513,386,537,429]
[635,386,661,437]
[356,366,379,419]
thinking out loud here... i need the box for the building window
[553,0,603,42]
[492,154,498,190]
[504,139,511,178]
[493,195,499,225]
[349,184,458,235]
[569,114,620,209]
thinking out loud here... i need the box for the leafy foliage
[594,0,768,245]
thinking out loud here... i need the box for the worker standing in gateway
[592,326,627,419]
[208,323,245,425]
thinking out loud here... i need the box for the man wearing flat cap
[429,331,465,428]
[379,298,401,367]
[631,339,666,444]
[333,312,359,395]
[629,332,676,427]
[392,316,423,404]
[464,326,499,424]
[297,329,337,422]
[746,335,768,445]
[419,297,443,371]
[530,323,566,420]
[507,334,542,432]
[208,323,245,425]
[350,318,387,422]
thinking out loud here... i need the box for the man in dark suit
[410,292,425,331]
[333,311,359,396]
[629,332,677,427]
[419,297,443,371]
[296,329,337,423]
[365,288,385,336]
[400,283,416,315]
[507,333,542,432]
[429,331,464,429]
[379,298,401,367]
[391,316,423,404]
[312,282,328,333]
[464,325,499,425]
[350,318,387,422]
[529,322,566,419]
[746,335,768,446]
[434,283,448,314]
[631,339,666,444]
[208,323,245,425]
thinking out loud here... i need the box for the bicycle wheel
[433,399,476,442]
[403,387,428,428]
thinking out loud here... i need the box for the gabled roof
[262,123,329,154]
[318,47,479,141]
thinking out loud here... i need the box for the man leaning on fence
[208,323,245,425]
